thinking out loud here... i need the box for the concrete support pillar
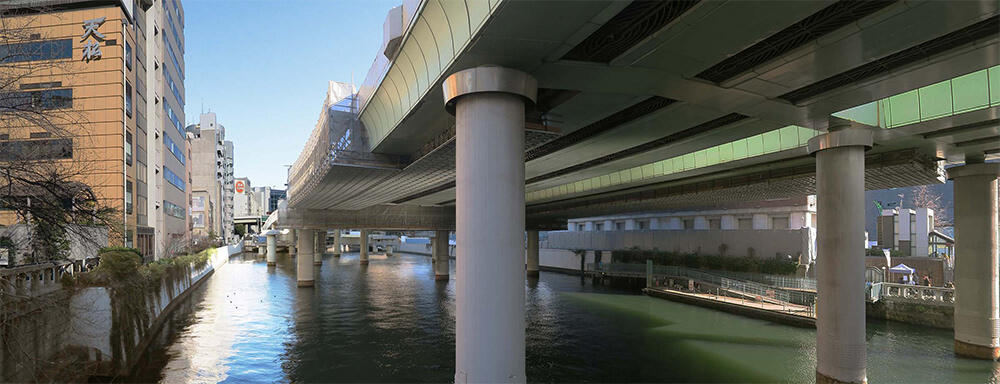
[526,230,539,277]
[808,118,871,384]
[444,66,535,383]
[296,229,315,287]
[434,230,450,280]
[332,230,341,257]
[948,160,1000,359]
[359,229,369,265]
[314,230,324,266]
[266,233,277,266]
[289,229,297,257]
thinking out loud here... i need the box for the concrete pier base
[332,230,341,257]
[313,230,323,266]
[816,371,865,384]
[948,161,1000,360]
[446,66,535,383]
[434,230,449,281]
[266,233,277,267]
[296,229,315,287]
[360,229,369,265]
[808,119,872,384]
[526,230,539,277]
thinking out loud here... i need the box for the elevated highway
[274,1,1000,383]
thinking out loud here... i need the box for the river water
[129,252,997,383]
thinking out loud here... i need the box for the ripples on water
[131,252,998,383]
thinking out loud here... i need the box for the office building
[876,207,953,258]
[185,112,233,242]
[144,0,187,258]
[0,0,185,260]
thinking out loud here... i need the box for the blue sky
[182,0,398,189]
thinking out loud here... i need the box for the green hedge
[612,248,798,275]
[64,249,213,290]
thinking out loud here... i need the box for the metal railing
[868,282,954,304]
[590,263,816,306]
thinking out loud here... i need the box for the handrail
[591,263,816,306]
[868,282,954,304]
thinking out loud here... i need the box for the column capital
[442,65,537,115]
[807,126,873,155]
[947,162,1000,180]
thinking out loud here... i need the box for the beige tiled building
[0,0,187,259]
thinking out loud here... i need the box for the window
[163,33,183,77]
[125,41,132,70]
[709,219,721,230]
[164,134,185,164]
[772,216,789,230]
[0,39,72,63]
[29,131,51,138]
[125,229,133,248]
[163,101,184,135]
[615,222,624,230]
[0,138,72,161]
[683,219,694,230]
[1,89,72,110]
[125,81,133,117]
[125,131,133,166]
[577,224,585,231]
[163,66,183,104]
[595,223,603,231]
[163,166,185,191]
[637,220,646,230]
[164,200,185,219]
[20,81,61,90]
[126,181,133,214]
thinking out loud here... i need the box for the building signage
[81,17,106,62]
[235,180,245,194]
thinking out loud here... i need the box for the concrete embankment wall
[866,299,953,329]
[395,242,455,257]
[545,229,813,260]
[0,244,239,382]
[69,243,239,377]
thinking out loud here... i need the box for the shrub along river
[128,252,997,383]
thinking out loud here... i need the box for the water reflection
[132,252,997,383]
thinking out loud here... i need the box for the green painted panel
[439,0,471,55]
[990,66,1000,105]
[718,142,733,162]
[798,127,816,145]
[832,100,880,127]
[693,149,706,167]
[641,164,654,179]
[917,80,952,120]
[411,19,441,78]
[706,146,719,165]
[489,0,502,10]
[683,153,695,170]
[779,126,798,150]
[887,89,919,127]
[404,35,430,91]
[467,0,490,31]
[762,130,780,153]
[397,51,421,108]
[652,161,663,176]
[672,157,683,173]
[383,74,405,126]
[421,2,454,70]
[601,174,611,188]
[619,170,631,184]
[610,172,620,185]
[732,139,748,160]
[630,167,642,181]
[952,69,989,113]
[747,135,763,157]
